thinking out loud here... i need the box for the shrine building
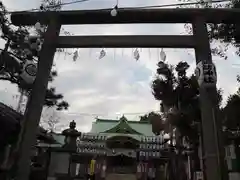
[47,116,169,180]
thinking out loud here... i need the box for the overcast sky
[1,0,240,132]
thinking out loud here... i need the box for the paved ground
[106,173,136,180]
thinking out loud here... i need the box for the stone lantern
[62,120,81,151]
[47,121,81,179]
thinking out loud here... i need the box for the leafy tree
[152,61,196,137]
[179,0,240,165]
[220,78,240,171]
[151,60,223,176]
[179,0,240,59]
[41,108,61,132]
[152,60,223,139]
[0,102,21,151]
[223,78,240,135]
[0,0,69,110]
[224,96,240,129]
[0,1,69,176]
[140,111,164,135]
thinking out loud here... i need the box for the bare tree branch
[41,108,61,132]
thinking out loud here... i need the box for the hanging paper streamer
[148,48,151,61]
[157,48,160,62]
[134,48,140,61]
[35,22,46,34]
[89,48,92,58]
[160,48,166,62]
[35,22,42,32]
[24,36,29,43]
[64,51,67,60]
[99,49,106,59]
[73,50,79,61]
[113,48,116,61]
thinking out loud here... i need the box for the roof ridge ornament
[119,115,127,121]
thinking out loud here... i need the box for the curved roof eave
[103,116,142,135]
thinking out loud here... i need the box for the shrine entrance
[109,155,135,167]
[107,154,136,174]
[106,135,138,174]
[106,136,139,149]
[10,8,237,180]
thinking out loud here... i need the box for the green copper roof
[103,116,142,135]
[90,116,154,136]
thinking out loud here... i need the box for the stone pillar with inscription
[193,17,228,180]
[47,121,81,180]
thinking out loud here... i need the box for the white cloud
[0,0,240,132]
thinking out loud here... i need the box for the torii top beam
[11,8,240,26]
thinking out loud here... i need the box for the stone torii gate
[11,8,239,180]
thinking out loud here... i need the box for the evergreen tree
[151,60,223,175]
[140,111,164,135]
[0,0,69,110]
[179,0,240,59]
[223,77,240,144]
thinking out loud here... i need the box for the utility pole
[15,16,61,180]
[193,17,228,180]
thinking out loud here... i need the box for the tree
[0,103,21,151]
[152,60,223,141]
[0,1,69,177]
[223,78,240,135]
[151,60,224,177]
[0,0,69,111]
[152,61,198,138]
[220,77,240,173]
[179,0,240,59]
[151,61,196,180]
[41,108,61,132]
[140,111,164,135]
